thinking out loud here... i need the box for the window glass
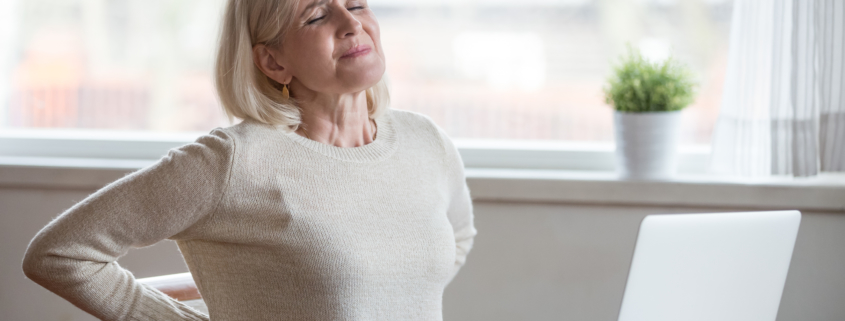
[1,0,732,144]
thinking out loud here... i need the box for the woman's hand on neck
[292,82,376,148]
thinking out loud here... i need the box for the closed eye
[307,15,325,24]
[348,6,364,10]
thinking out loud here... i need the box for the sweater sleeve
[437,128,477,285]
[21,128,236,321]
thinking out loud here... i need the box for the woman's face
[278,0,385,95]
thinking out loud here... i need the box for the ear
[252,44,294,85]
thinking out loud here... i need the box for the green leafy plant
[604,47,696,113]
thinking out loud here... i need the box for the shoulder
[201,118,293,153]
[215,118,277,145]
[388,110,467,182]
[387,109,451,153]
[153,128,236,178]
[387,108,438,129]
[161,120,271,171]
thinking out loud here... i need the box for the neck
[293,85,376,148]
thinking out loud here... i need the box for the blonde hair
[215,0,390,130]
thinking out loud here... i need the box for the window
[1,0,731,174]
[1,0,230,132]
[2,0,732,142]
[373,0,732,145]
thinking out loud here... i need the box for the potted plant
[604,48,696,180]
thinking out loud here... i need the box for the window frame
[3,129,844,212]
[0,128,711,174]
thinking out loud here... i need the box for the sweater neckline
[283,111,398,163]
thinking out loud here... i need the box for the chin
[340,64,385,93]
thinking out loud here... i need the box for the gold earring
[282,84,290,99]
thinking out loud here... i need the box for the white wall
[444,202,845,321]
[2,182,844,320]
[1,187,189,321]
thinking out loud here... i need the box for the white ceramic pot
[614,110,682,180]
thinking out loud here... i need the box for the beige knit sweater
[22,109,477,321]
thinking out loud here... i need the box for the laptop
[617,210,801,321]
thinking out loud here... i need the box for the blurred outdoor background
[0,0,733,145]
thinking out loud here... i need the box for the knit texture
[22,109,477,321]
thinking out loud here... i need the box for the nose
[335,7,363,38]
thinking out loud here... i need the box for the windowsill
[1,156,843,212]
[465,168,845,212]
[0,156,153,190]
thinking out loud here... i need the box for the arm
[22,129,235,321]
[437,128,478,285]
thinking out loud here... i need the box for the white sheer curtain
[711,0,845,177]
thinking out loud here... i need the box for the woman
[21,0,477,320]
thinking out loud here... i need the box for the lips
[341,44,371,59]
